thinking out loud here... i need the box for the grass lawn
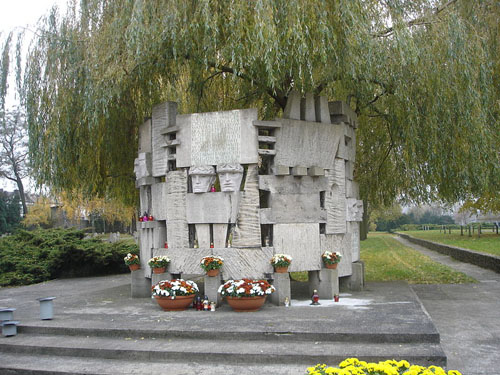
[402,230,500,257]
[360,232,476,284]
[291,232,476,284]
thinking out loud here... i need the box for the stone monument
[133,91,364,303]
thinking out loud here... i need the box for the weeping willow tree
[22,0,499,218]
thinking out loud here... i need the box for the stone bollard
[204,273,223,306]
[37,297,56,320]
[1,321,20,337]
[270,272,291,306]
[0,308,16,321]
[308,269,339,299]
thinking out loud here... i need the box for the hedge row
[0,228,138,287]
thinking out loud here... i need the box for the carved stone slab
[186,192,240,224]
[138,119,152,153]
[175,109,258,167]
[325,159,346,234]
[320,233,352,277]
[347,221,361,262]
[213,224,228,248]
[155,247,274,279]
[274,119,343,170]
[152,102,177,177]
[346,179,360,199]
[195,224,210,248]
[273,223,321,272]
[346,198,364,222]
[265,193,324,224]
[259,175,329,194]
[165,171,189,248]
[232,165,261,247]
[134,153,152,180]
[139,186,151,215]
[260,208,327,224]
[151,182,167,220]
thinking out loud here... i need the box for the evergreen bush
[0,228,138,287]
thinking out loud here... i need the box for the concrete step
[0,333,447,367]
[0,353,309,375]
[17,323,441,344]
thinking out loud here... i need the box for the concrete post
[131,269,152,298]
[339,261,365,292]
[270,272,291,306]
[204,273,223,306]
[308,269,339,299]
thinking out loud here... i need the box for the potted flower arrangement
[322,251,342,269]
[152,279,199,311]
[270,254,292,273]
[148,256,170,274]
[218,279,276,312]
[124,253,140,271]
[200,256,224,277]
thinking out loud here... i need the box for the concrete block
[347,221,361,262]
[135,176,156,187]
[138,118,152,153]
[308,166,325,176]
[195,224,211,248]
[268,193,322,223]
[134,152,152,180]
[131,269,153,298]
[291,166,307,176]
[274,119,343,170]
[259,175,329,194]
[139,186,151,215]
[151,182,167,220]
[315,96,331,124]
[186,192,240,224]
[177,108,259,167]
[345,160,354,180]
[232,165,262,248]
[303,93,316,122]
[152,101,177,177]
[283,91,301,120]
[204,273,223,306]
[346,180,360,198]
[308,269,339,299]
[320,233,352,277]
[260,207,327,224]
[273,165,290,176]
[340,261,364,292]
[167,220,189,248]
[273,223,321,272]
[270,272,291,306]
[213,224,228,248]
[324,161,346,234]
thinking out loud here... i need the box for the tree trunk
[14,175,27,217]
[360,200,369,240]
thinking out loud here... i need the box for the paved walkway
[395,235,500,375]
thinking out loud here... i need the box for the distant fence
[396,233,500,273]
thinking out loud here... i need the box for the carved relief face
[189,166,216,193]
[217,164,244,192]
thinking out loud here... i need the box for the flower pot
[128,264,140,271]
[206,269,219,277]
[152,267,167,274]
[325,263,338,270]
[274,266,288,273]
[226,296,267,312]
[154,295,195,311]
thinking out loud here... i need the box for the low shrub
[0,228,138,287]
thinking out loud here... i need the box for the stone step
[0,353,308,375]
[0,333,446,367]
[17,324,441,344]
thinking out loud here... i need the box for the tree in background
[0,190,21,234]
[6,1,498,231]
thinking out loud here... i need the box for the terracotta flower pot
[274,266,289,273]
[154,295,195,311]
[128,264,140,271]
[152,267,167,274]
[226,296,267,312]
[325,263,338,269]
[206,269,219,277]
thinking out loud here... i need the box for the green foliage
[361,233,476,284]
[404,229,500,256]
[0,191,21,234]
[0,228,138,287]
[13,0,498,208]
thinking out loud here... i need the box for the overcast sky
[1,0,67,191]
